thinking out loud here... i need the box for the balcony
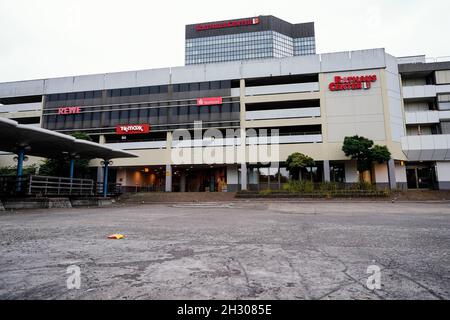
[0,102,42,114]
[246,107,320,121]
[245,82,319,96]
[405,111,440,125]
[405,110,450,125]
[402,134,450,161]
[247,133,323,145]
[402,84,450,100]
[402,85,436,100]
[105,141,166,150]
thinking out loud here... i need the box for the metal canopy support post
[16,148,25,192]
[69,158,75,179]
[103,160,109,198]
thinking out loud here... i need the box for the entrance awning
[0,117,138,160]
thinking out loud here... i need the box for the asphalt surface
[0,201,449,300]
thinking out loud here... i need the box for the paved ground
[0,201,449,300]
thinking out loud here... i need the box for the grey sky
[0,0,449,82]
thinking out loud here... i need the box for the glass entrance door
[406,165,436,189]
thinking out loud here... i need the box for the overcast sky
[0,0,449,82]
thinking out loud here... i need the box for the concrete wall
[436,161,450,190]
[324,69,387,143]
[395,163,408,190]
[226,164,239,191]
[345,161,359,184]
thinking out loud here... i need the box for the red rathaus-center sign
[329,75,377,91]
[196,17,260,32]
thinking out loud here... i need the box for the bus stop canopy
[0,117,137,160]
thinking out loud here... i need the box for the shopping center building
[0,16,449,192]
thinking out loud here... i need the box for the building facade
[185,16,315,65]
[3,48,450,192]
[399,56,450,190]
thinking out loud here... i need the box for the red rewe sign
[329,75,377,92]
[196,17,260,32]
[116,124,151,135]
[197,97,223,106]
[58,106,82,115]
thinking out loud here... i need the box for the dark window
[67,93,76,100]
[220,80,231,89]
[58,93,67,101]
[140,87,150,95]
[148,86,158,94]
[189,83,200,91]
[131,88,140,96]
[119,109,129,123]
[173,84,180,92]
[200,82,210,91]
[85,91,94,99]
[160,85,168,93]
[94,91,102,99]
[129,109,139,123]
[120,88,131,97]
[111,89,120,97]
[179,106,189,115]
[210,81,220,90]
[75,92,84,100]
[180,83,189,92]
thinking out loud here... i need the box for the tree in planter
[38,132,93,178]
[0,164,38,176]
[286,152,315,181]
[342,135,391,183]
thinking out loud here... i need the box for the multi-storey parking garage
[0,17,449,192]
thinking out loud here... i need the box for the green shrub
[304,181,315,193]
[318,182,339,192]
[260,189,273,196]
[351,182,376,191]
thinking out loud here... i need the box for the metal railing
[28,175,94,196]
[95,182,123,197]
[0,175,128,198]
[0,176,29,196]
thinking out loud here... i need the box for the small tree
[39,132,93,178]
[286,152,315,181]
[342,136,391,182]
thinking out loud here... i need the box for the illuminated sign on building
[329,75,377,92]
[196,17,260,32]
[58,107,82,115]
[197,97,223,106]
[116,124,151,135]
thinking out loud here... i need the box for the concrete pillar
[387,159,397,190]
[180,171,186,193]
[241,162,247,191]
[165,164,172,192]
[99,135,106,144]
[323,160,331,182]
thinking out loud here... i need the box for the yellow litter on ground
[108,234,125,240]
